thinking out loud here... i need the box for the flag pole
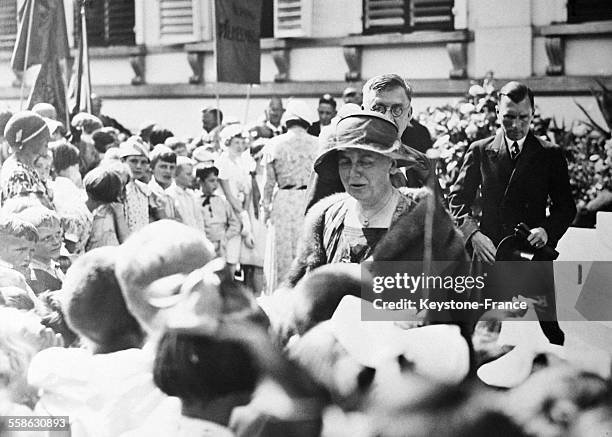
[81,0,92,113]
[19,0,37,110]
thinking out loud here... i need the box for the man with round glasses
[363,73,433,152]
[305,73,437,212]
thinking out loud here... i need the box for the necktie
[511,142,520,160]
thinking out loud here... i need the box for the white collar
[266,120,283,133]
[504,134,527,151]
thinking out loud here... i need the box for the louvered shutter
[159,0,197,43]
[74,0,135,47]
[0,0,17,51]
[108,0,136,45]
[274,0,313,38]
[364,0,406,33]
[74,0,106,47]
[568,0,612,23]
[410,0,453,30]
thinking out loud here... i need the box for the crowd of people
[0,73,610,437]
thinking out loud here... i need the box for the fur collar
[285,191,467,287]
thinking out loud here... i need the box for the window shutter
[410,0,453,30]
[159,0,197,43]
[74,0,135,47]
[108,0,136,45]
[568,0,612,23]
[364,0,406,33]
[0,0,17,51]
[363,0,454,33]
[274,0,313,38]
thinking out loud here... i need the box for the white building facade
[0,0,610,137]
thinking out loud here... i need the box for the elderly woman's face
[338,149,393,204]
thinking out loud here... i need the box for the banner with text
[215,0,262,84]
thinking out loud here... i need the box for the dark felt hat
[3,111,50,151]
[313,110,417,178]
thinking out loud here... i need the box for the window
[0,0,17,51]
[274,0,313,38]
[74,0,135,47]
[363,0,454,34]
[261,0,274,38]
[567,0,612,23]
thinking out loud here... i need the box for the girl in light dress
[215,125,266,293]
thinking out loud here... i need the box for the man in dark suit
[305,74,436,212]
[307,94,337,137]
[449,81,576,345]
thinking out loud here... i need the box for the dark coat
[285,191,468,288]
[448,130,576,249]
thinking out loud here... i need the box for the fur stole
[284,190,468,288]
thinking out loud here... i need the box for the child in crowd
[0,307,62,414]
[28,247,179,437]
[92,128,119,159]
[0,215,37,279]
[83,166,128,251]
[32,150,53,184]
[166,156,203,230]
[49,141,93,256]
[152,324,259,436]
[196,166,240,260]
[71,112,104,174]
[16,206,64,295]
[114,220,215,338]
[164,137,189,157]
[148,145,177,221]
[119,137,151,232]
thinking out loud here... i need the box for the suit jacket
[448,129,576,249]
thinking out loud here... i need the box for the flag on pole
[214,0,262,84]
[11,0,69,72]
[68,1,92,116]
[11,0,70,127]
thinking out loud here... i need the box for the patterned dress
[0,156,54,209]
[124,180,150,233]
[262,129,319,292]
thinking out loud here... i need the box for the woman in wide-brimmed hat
[284,110,467,287]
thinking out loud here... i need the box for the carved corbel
[446,42,467,79]
[130,54,146,85]
[544,36,564,76]
[343,46,362,82]
[272,49,289,82]
[187,52,204,84]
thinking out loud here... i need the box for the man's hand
[471,231,497,265]
[527,227,548,248]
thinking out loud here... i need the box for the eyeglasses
[370,103,411,118]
